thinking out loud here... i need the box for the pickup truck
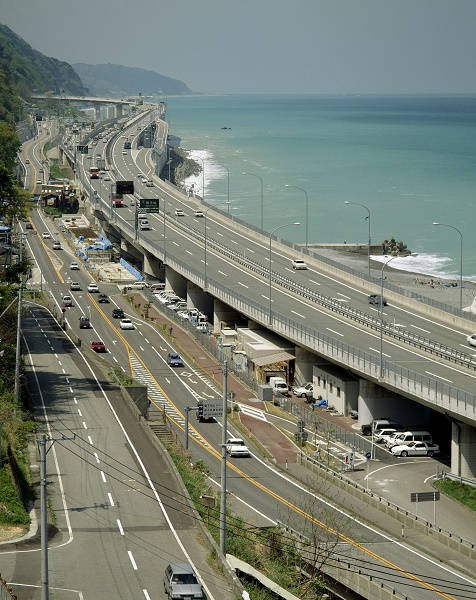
[226,438,250,457]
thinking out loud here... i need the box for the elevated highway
[71,112,476,478]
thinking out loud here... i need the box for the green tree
[0,123,21,171]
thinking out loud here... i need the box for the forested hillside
[73,62,192,97]
[0,22,88,114]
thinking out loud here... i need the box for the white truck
[268,376,289,396]
[226,438,250,457]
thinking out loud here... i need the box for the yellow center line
[87,302,456,599]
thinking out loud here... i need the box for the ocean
[162,94,476,281]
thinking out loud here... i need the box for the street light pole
[432,222,463,311]
[269,223,300,324]
[243,172,264,230]
[344,201,371,278]
[379,255,399,379]
[285,185,309,249]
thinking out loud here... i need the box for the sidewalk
[129,291,476,580]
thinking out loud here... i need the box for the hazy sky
[1,0,476,94]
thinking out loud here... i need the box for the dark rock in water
[381,237,412,256]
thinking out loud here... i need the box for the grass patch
[434,479,476,512]
[0,467,31,526]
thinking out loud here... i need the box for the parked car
[167,352,183,367]
[119,318,135,330]
[374,428,402,444]
[127,281,147,290]
[98,294,109,303]
[112,308,125,319]
[226,438,251,457]
[87,283,99,293]
[91,340,106,353]
[79,315,91,328]
[292,382,313,399]
[163,563,205,600]
[368,294,387,306]
[390,441,440,457]
[70,282,81,291]
[70,262,80,270]
[291,259,308,270]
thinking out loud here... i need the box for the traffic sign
[411,492,440,502]
[76,145,88,154]
[140,198,160,213]
[199,402,223,419]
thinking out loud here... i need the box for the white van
[139,219,150,230]
[387,431,433,449]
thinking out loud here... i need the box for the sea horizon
[162,94,476,281]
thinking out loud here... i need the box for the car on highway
[467,334,476,347]
[25,222,33,229]
[79,315,91,328]
[91,340,106,353]
[390,441,440,457]
[167,352,183,367]
[87,283,99,293]
[53,241,62,249]
[36,179,42,184]
[98,294,109,303]
[119,318,135,330]
[175,209,185,216]
[70,262,80,270]
[226,438,251,457]
[163,563,205,600]
[70,282,81,291]
[368,294,387,306]
[145,179,154,187]
[62,295,73,307]
[292,259,308,270]
[25,159,30,164]
[292,382,313,399]
[112,308,125,319]
[194,209,204,217]
[122,150,127,155]
[42,232,51,239]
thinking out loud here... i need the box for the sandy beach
[313,248,476,313]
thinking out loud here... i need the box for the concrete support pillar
[186,282,211,312]
[165,268,187,298]
[451,421,476,478]
[357,380,431,431]
[213,300,240,334]
[143,249,163,280]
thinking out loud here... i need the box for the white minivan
[139,219,150,230]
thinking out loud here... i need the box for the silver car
[163,563,204,600]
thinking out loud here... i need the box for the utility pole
[219,360,228,556]
[38,433,75,600]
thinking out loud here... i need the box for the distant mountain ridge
[0,23,88,97]
[72,63,193,98]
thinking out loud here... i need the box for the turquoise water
[164,94,476,280]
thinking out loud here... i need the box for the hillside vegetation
[0,23,88,107]
[73,62,192,98]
